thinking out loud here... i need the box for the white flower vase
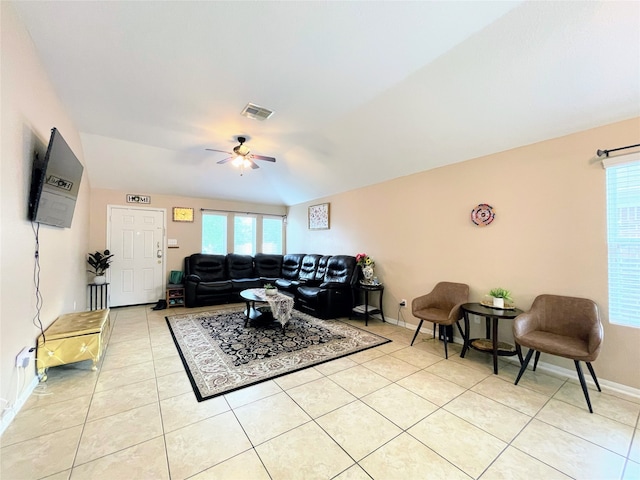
[492,297,504,308]
[362,265,374,284]
[94,275,106,285]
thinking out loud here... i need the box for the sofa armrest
[411,290,438,312]
[185,274,202,283]
[448,302,466,322]
[512,312,539,339]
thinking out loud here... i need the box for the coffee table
[240,288,294,330]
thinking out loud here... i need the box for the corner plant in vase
[356,253,375,284]
[87,250,114,285]
[489,287,512,309]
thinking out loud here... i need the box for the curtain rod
[596,143,640,157]
[200,207,287,218]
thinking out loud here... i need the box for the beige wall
[1,3,91,414]
[287,117,640,390]
[89,189,287,275]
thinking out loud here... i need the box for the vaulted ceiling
[14,1,640,206]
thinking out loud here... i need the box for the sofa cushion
[185,254,227,282]
[299,254,322,283]
[227,254,256,279]
[322,255,356,285]
[231,278,262,291]
[314,256,332,283]
[196,280,233,294]
[280,253,305,280]
[254,253,283,281]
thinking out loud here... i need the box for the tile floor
[1,304,639,480]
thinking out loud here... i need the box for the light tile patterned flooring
[1,304,639,479]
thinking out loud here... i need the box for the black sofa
[184,253,357,318]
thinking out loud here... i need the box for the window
[202,213,227,254]
[202,211,285,255]
[606,159,640,327]
[262,216,283,254]
[234,215,256,255]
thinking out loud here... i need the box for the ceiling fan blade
[217,157,234,164]
[248,159,260,169]
[251,154,276,162]
[206,148,232,154]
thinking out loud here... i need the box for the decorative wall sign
[308,203,330,230]
[126,194,151,204]
[173,207,194,222]
[471,203,495,226]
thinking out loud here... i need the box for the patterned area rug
[166,307,391,401]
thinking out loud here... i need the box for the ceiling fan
[206,136,276,175]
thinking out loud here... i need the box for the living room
[2,1,639,478]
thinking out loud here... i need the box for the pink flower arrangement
[356,253,374,267]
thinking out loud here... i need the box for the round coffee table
[240,289,274,326]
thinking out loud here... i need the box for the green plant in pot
[87,250,114,285]
[264,283,277,296]
[489,288,512,308]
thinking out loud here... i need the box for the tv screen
[28,128,84,228]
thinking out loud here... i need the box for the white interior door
[108,206,165,307]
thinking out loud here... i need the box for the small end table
[351,283,385,326]
[460,302,524,374]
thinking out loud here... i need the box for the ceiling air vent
[241,103,274,121]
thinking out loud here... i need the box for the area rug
[166,307,391,401]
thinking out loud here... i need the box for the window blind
[605,159,640,327]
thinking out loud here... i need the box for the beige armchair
[410,282,469,358]
[513,294,604,413]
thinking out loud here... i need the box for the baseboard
[385,315,640,401]
[501,355,640,400]
[0,375,39,436]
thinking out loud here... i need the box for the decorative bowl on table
[265,288,277,296]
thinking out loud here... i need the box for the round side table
[460,302,524,374]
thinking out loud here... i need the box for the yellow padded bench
[36,309,110,381]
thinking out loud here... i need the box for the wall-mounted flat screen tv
[28,128,84,228]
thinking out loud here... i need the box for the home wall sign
[126,194,151,204]
[308,203,330,230]
[471,203,495,226]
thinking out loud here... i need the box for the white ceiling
[14,1,640,206]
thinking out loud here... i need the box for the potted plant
[264,283,277,296]
[87,250,114,285]
[489,288,512,308]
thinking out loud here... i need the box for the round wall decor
[471,203,495,226]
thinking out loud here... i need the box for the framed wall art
[308,203,330,230]
[172,207,194,222]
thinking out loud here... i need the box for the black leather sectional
[184,253,358,319]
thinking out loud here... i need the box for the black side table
[351,283,385,326]
[88,283,109,310]
[460,302,523,374]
